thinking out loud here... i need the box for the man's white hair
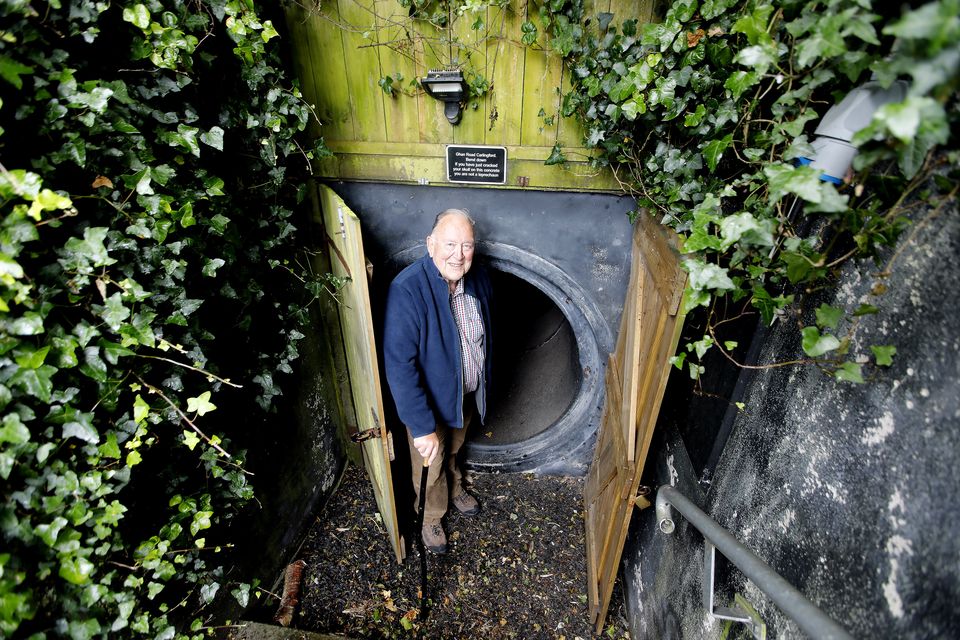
[432,208,475,232]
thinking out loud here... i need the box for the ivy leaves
[123,3,201,69]
[801,326,841,358]
[546,0,958,385]
[187,391,217,416]
[1,0,314,637]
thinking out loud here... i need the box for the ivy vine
[532,0,959,383]
[323,0,958,386]
[0,0,326,637]
[328,0,521,113]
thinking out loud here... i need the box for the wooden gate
[319,185,404,564]
[584,212,687,633]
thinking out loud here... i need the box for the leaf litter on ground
[286,463,630,639]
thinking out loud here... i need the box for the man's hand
[413,432,440,466]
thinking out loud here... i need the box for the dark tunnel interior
[481,270,581,446]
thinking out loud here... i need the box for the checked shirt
[450,279,485,393]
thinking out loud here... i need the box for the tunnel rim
[386,242,611,473]
[466,242,610,472]
[482,268,578,447]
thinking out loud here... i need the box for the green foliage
[0,0,322,636]
[374,0,520,109]
[540,0,959,381]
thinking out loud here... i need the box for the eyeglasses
[439,241,475,254]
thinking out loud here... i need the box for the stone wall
[622,187,960,638]
[223,186,352,619]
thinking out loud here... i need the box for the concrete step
[221,621,354,640]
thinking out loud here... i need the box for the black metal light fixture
[420,69,467,125]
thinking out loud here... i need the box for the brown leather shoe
[452,491,480,517]
[422,522,447,554]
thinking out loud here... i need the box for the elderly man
[383,209,493,554]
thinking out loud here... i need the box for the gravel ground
[288,463,631,639]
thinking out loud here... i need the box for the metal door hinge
[336,206,346,240]
[350,410,395,461]
[350,429,380,443]
[349,428,395,462]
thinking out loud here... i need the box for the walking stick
[415,458,430,621]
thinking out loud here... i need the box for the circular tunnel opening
[381,242,609,474]
[483,270,581,445]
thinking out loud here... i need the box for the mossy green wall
[283,0,655,191]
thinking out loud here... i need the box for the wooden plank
[452,7,488,143]
[597,484,629,596]
[584,364,624,622]
[324,139,608,161]
[593,480,623,599]
[557,0,649,148]
[334,152,445,183]
[612,230,642,369]
[636,210,685,313]
[589,407,621,499]
[305,185,361,466]
[283,6,321,141]
[375,0,421,142]
[312,4,359,140]
[587,429,622,620]
[314,152,623,191]
[337,0,388,142]
[640,0,658,23]
[483,0,524,146]
[319,185,403,564]
[635,313,685,465]
[584,491,601,612]
[584,409,612,499]
[608,0,652,25]
[413,19,451,144]
[519,42,563,148]
[596,372,630,601]
[634,289,668,432]
[583,212,689,633]
[620,319,640,461]
[556,60,583,148]
[620,264,643,462]
[556,0,611,148]
[594,474,638,628]
[592,0,611,14]
[288,3,356,141]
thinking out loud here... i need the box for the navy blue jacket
[383,254,493,438]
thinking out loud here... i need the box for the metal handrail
[656,485,854,640]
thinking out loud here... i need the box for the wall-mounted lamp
[420,69,467,125]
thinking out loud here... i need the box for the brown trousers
[407,400,473,525]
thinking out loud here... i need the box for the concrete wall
[622,186,960,638]
[331,182,636,475]
[240,302,348,582]
[226,187,352,617]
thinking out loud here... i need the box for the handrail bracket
[655,485,853,640]
[705,541,767,639]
